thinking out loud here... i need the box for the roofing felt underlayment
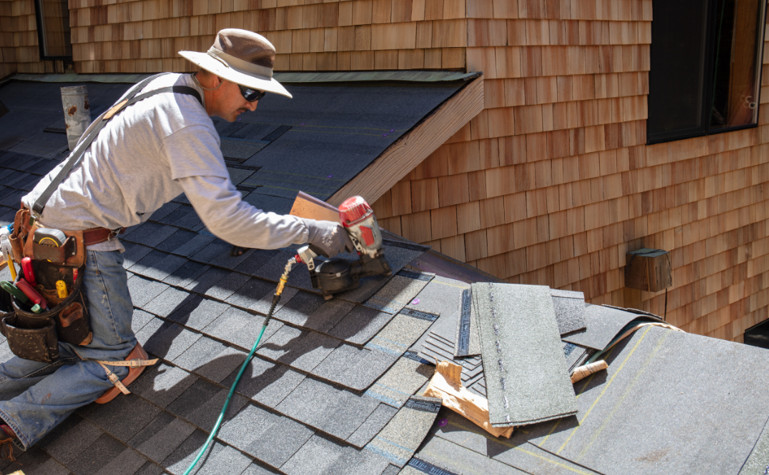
[0,77,768,474]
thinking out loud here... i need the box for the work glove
[303,219,355,257]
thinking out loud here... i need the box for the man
[0,29,352,452]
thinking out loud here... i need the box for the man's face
[208,78,260,122]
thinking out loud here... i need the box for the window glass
[648,0,766,144]
[648,1,710,139]
[710,0,762,129]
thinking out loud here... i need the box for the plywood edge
[328,75,485,206]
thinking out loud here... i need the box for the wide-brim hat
[179,29,292,99]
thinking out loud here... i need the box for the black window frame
[647,0,767,145]
[33,0,73,60]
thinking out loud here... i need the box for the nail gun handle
[296,245,319,271]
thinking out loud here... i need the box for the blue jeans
[0,250,136,449]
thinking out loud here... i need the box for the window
[34,0,72,59]
[647,0,766,144]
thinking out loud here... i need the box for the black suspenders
[32,74,203,216]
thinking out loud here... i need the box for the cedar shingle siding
[3,0,768,342]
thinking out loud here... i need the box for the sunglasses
[238,84,266,102]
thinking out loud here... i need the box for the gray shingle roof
[0,76,767,474]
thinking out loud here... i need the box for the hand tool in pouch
[0,281,29,306]
[15,279,47,312]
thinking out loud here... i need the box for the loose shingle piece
[563,303,661,351]
[550,288,587,336]
[472,283,578,427]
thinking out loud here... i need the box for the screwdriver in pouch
[15,278,47,313]
[21,257,36,287]
[0,281,30,305]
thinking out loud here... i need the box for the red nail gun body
[296,196,391,299]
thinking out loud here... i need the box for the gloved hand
[303,219,355,257]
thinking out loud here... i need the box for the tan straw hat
[179,29,292,99]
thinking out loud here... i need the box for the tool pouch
[1,313,59,363]
[30,262,91,344]
[10,207,85,268]
[1,264,91,363]
[2,209,92,362]
[0,285,57,363]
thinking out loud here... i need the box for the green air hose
[184,257,297,475]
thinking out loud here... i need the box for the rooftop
[0,75,766,474]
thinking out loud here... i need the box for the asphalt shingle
[224,276,279,312]
[194,266,251,301]
[272,289,327,327]
[223,356,305,408]
[172,336,234,377]
[127,275,170,308]
[327,305,396,345]
[245,412,315,469]
[165,294,229,330]
[123,222,178,248]
[130,363,198,409]
[365,396,442,467]
[345,403,398,448]
[264,327,339,373]
[141,285,194,318]
[275,377,379,442]
[364,356,434,408]
[162,260,211,290]
[38,415,106,465]
[154,228,199,254]
[77,394,163,443]
[142,320,201,361]
[122,242,155,270]
[67,434,127,473]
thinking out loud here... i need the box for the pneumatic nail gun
[295,196,391,300]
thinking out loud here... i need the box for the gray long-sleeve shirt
[23,73,310,252]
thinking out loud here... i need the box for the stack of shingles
[101,215,457,472]
[417,281,591,432]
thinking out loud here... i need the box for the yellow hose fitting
[276,257,297,296]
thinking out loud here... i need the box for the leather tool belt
[3,207,154,400]
[82,226,125,247]
[0,207,94,362]
[10,207,123,267]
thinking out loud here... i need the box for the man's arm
[178,174,352,255]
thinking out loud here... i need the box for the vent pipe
[60,85,91,151]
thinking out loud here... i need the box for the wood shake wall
[3,0,768,342]
[0,0,38,77]
[66,0,469,73]
[372,0,769,342]
[0,0,71,77]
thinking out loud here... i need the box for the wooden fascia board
[328,75,484,207]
